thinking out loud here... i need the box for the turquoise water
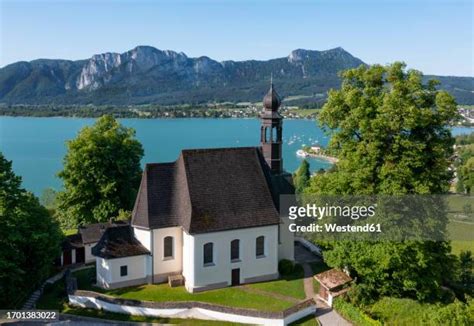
[1,117,472,196]
[0,117,336,195]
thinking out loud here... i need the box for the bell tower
[260,80,283,174]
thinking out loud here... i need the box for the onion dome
[263,82,281,111]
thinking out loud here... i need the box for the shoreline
[297,149,339,163]
[312,153,339,163]
[304,152,339,163]
[0,115,317,121]
[1,115,473,128]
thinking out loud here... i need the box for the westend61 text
[289,223,382,233]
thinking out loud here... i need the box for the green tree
[293,159,310,193]
[115,209,132,222]
[40,187,58,209]
[307,63,458,301]
[57,115,144,227]
[458,250,473,289]
[459,157,474,194]
[0,153,61,308]
[456,172,465,194]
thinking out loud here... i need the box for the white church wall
[84,243,96,263]
[152,227,183,281]
[182,231,195,292]
[186,225,279,292]
[133,227,151,251]
[278,218,295,261]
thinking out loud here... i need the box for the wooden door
[75,247,85,264]
[231,268,240,286]
[63,250,72,265]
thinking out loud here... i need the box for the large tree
[293,159,310,193]
[0,153,61,308]
[57,115,144,227]
[307,63,458,301]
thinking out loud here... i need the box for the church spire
[263,77,281,112]
[260,79,283,174]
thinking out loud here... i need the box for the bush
[279,259,295,275]
[333,297,381,326]
[370,297,473,326]
[293,263,304,274]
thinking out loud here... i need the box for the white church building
[92,83,295,293]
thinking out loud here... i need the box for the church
[92,83,295,293]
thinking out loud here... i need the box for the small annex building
[314,268,353,307]
[59,221,128,266]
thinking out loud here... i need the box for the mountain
[0,45,472,105]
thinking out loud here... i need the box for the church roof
[132,147,293,234]
[92,225,150,259]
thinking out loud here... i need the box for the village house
[91,83,296,292]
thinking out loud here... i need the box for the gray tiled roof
[62,233,84,250]
[92,225,150,259]
[132,147,292,234]
[79,221,128,244]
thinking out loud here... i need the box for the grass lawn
[451,240,474,255]
[36,279,240,325]
[289,313,319,325]
[448,220,474,255]
[37,267,316,325]
[247,264,306,299]
[446,194,474,216]
[75,268,295,312]
[333,298,380,326]
[62,228,78,236]
[368,297,472,325]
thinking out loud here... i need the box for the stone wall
[69,289,316,326]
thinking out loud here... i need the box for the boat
[296,149,308,157]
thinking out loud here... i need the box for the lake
[1,117,472,196]
[0,117,331,195]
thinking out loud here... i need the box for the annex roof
[314,268,353,291]
[92,225,150,259]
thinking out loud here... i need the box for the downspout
[151,229,154,284]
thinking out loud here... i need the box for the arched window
[164,236,173,259]
[256,236,265,257]
[203,242,214,265]
[231,239,240,261]
[272,127,277,142]
[265,127,270,142]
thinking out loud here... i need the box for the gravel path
[302,262,352,326]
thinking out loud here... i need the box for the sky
[0,0,472,76]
